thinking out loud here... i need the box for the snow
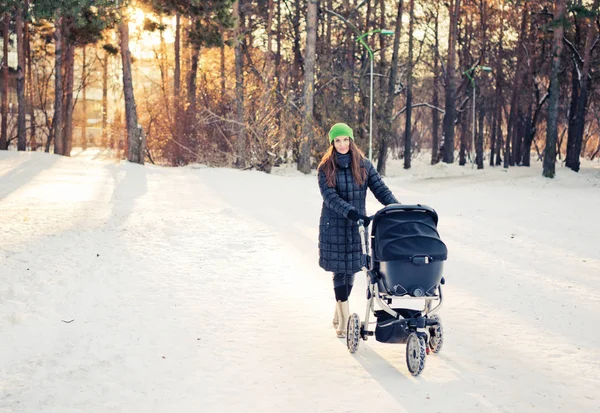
[1,149,599,413]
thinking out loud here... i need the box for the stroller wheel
[428,314,444,354]
[346,313,361,353]
[406,332,427,376]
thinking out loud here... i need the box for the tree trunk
[567,0,599,172]
[82,46,87,149]
[220,37,226,98]
[458,18,468,166]
[275,0,282,130]
[476,106,485,169]
[378,0,387,95]
[377,0,404,176]
[477,0,488,170]
[298,0,318,174]
[459,112,467,165]
[187,42,200,119]
[174,14,181,99]
[543,0,566,178]
[442,0,460,163]
[102,51,108,146]
[233,0,246,168]
[158,17,169,112]
[495,106,503,165]
[431,3,440,165]
[119,19,144,164]
[505,4,528,167]
[565,13,582,170]
[493,2,505,166]
[521,105,533,166]
[291,0,303,93]
[524,92,549,165]
[403,0,415,170]
[26,13,36,151]
[342,0,353,120]
[63,39,75,156]
[266,0,274,60]
[518,6,539,167]
[52,17,64,155]
[489,109,496,166]
[16,6,26,151]
[1,13,9,150]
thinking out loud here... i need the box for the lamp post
[463,64,492,168]
[356,29,394,162]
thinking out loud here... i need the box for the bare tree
[566,0,600,172]
[504,4,528,167]
[298,0,318,174]
[377,0,404,175]
[442,0,461,163]
[119,16,145,164]
[0,13,9,150]
[543,0,567,178]
[431,1,440,165]
[403,0,415,169]
[234,0,246,168]
[52,16,64,155]
[16,3,26,151]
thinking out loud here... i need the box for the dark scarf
[335,152,351,169]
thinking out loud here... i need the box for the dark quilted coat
[318,152,398,273]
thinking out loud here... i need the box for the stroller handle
[373,204,438,226]
[358,221,369,257]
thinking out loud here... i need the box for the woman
[317,122,398,337]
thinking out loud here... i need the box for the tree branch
[563,36,583,65]
[590,35,600,53]
[392,103,445,121]
[319,7,362,38]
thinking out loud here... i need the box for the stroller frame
[346,214,445,376]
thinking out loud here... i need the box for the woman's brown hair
[317,139,367,187]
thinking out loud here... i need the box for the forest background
[0,0,598,179]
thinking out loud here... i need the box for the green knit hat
[328,123,354,143]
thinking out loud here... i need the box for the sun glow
[127,7,175,60]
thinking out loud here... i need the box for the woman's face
[333,136,350,154]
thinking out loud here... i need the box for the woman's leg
[331,273,343,328]
[333,273,355,301]
[332,273,355,336]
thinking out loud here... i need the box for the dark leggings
[333,272,355,301]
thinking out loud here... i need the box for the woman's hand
[347,210,372,226]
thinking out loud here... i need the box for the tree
[118,11,144,164]
[298,0,318,174]
[233,0,245,168]
[378,0,404,175]
[101,43,118,147]
[430,1,441,165]
[15,2,26,151]
[403,0,415,169]
[52,15,64,155]
[544,0,567,178]
[33,0,114,155]
[504,3,528,168]
[0,12,9,150]
[442,0,461,163]
[565,0,599,172]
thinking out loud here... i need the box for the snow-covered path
[1,151,599,413]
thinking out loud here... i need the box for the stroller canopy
[372,205,448,262]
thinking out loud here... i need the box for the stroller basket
[371,205,447,297]
[374,309,420,343]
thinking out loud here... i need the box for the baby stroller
[346,204,448,376]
